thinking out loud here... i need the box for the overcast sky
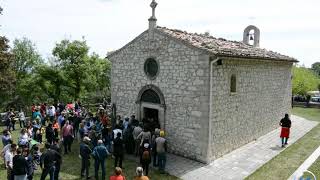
[0,0,319,67]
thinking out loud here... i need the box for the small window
[144,58,159,79]
[230,74,236,93]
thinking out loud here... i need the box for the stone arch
[136,84,166,106]
[243,25,260,47]
[136,84,166,130]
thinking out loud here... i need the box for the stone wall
[110,31,211,162]
[208,59,293,161]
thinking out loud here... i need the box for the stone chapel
[108,0,298,163]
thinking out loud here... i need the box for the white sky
[0,0,319,67]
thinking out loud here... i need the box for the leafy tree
[292,66,320,95]
[0,37,15,101]
[10,38,43,108]
[0,8,16,107]
[52,39,90,100]
[36,65,71,103]
[83,53,111,102]
[311,62,320,76]
[12,38,43,78]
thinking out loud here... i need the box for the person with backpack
[140,143,151,176]
[80,137,92,179]
[92,140,110,180]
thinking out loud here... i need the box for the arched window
[141,89,161,104]
[230,74,237,93]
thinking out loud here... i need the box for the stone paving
[164,115,318,180]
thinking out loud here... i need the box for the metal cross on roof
[150,0,158,19]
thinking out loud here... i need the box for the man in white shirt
[5,144,17,180]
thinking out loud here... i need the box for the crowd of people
[1,101,168,180]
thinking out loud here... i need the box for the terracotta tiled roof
[156,26,298,62]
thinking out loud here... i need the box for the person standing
[23,148,34,180]
[40,143,61,180]
[140,143,151,176]
[155,130,167,173]
[113,132,124,168]
[12,148,28,180]
[279,114,292,148]
[2,129,12,146]
[61,121,74,154]
[5,144,17,180]
[133,124,143,156]
[92,140,110,180]
[50,138,62,180]
[45,123,55,145]
[80,137,92,179]
[151,128,160,167]
[18,110,26,128]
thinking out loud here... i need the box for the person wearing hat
[155,130,167,174]
[80,137,92,179]
[92,139,110,180]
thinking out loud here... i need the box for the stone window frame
[144,57,160,80]
[229,70,238,95]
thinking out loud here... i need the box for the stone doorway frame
[136,84,166,130]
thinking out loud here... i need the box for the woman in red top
[109,167,126,180]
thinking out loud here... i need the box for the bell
[250,35,254,41]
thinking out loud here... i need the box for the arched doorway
[136,85,166,130]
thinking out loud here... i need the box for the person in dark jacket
[50,138,62,180]
[12,148,28,180]
[279,113,292,147]
[80,136,92,179]
[46,123,55,145]
[40,143,62,180]
[113,132,124,168]
[23,148,34,180]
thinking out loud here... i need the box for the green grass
[246,107,320,180]
[0,126,180,180]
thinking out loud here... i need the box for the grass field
[246,107,320,180]
[0,126,180,180]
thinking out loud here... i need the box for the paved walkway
[164,115,318,180]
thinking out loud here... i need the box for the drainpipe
[207,57,220,163]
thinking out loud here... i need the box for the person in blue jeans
[40,143,61,180]
[92,140,110,180]
[155,131,167,174]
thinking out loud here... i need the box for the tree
[52,39,90,100]
[311,62,320,76]
[292,66,320,95]
[36,65,71,103]
[0,7,16,107]
[12,37,43,79]
[82,53,111,102]
[10,38,44,108]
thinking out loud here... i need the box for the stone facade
[208,59,292,161]
[109,27,295,163]
[110,31,210,162]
